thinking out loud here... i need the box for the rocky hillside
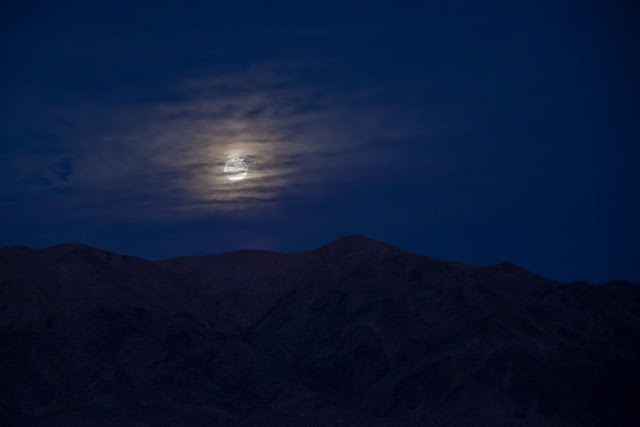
[1,235,639,425]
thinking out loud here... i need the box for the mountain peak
[321,234,399,252]
[333,234,380,245]
[309,235,404,259]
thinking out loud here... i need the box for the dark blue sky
[1,0,638,283]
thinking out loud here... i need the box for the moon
[224,157,248,181]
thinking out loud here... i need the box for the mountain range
[1,235,639,425]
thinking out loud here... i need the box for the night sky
[1,1,638,283]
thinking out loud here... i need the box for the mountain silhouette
[1,236,639,425]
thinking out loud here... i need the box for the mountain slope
[1,236,639,425]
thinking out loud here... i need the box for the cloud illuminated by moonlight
[4,63,429,222]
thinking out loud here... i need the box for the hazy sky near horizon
[1,0,638,283]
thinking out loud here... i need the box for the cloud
[2,62,431,223]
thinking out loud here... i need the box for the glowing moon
[224,157,248,181]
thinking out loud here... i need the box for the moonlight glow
[224,157,248,181]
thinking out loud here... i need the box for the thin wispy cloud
[4,63,426,221]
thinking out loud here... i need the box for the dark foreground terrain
[1,235,639,425]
